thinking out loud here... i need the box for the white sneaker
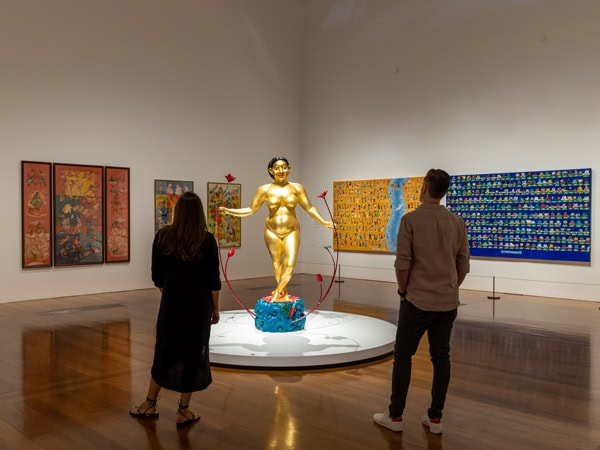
[373,410,403,432]
[422,414,442,434]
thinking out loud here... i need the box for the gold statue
[220,157,333,302]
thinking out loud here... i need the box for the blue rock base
[254,296,306,332]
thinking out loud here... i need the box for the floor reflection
[21,320,131,435]
[452,319,590,421]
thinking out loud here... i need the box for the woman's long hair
[157,192,208,261]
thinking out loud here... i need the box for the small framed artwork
[207,182,242,247]
[105,166,130,263]
[21,161,53,268]
[53,163,104,266]
[154,179,194,233]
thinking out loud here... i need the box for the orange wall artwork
[333,177,424,253]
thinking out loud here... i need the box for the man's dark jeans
[389,299,458,420]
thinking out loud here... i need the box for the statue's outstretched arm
[295,183,334,229]
[220,185,268,217]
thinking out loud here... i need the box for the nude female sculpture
[220,157,333,302]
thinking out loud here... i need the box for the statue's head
[268,157,290,179]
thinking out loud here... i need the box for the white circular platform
[209,310,397,369]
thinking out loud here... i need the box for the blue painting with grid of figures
[446,168,592,264]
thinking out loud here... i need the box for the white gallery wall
[299,0,600,302]
[0,0,303,303]
[3,0,600,304]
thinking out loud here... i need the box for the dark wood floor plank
[0,275,598,449]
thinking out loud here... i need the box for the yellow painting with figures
[333,177,424,253]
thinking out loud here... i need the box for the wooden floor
[0,275,599,450]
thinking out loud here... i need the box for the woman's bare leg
[177,392,200,424]
[130,377,161,415]
[147,378,161,401]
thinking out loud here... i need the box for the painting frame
[104,166,130,263]
[21,161,53,268]
[446,168,592,265]
[333,176,424,253]
[154,179,194,233]
[53,163,105,266]
[207,182,242,247]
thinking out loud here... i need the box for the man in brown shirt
[374,169,470,434]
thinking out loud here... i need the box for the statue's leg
[271,231,299,302]
[265,228,284,299]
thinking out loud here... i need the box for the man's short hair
[424,169,450,199]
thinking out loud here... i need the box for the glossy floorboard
[0,275,598,450]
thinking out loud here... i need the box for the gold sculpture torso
[220,159,332,302]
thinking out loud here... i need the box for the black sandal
[129,396,159,418]
[176,400,200,426]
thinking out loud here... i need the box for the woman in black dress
[130,192,221,426]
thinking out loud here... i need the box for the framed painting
[105,166,130,263]
[207,182,241,247]
[21,161,53,268]
[53,163,104,266]
[447,168,592,264]
[154,179,194,233]
[333,176,424,253]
